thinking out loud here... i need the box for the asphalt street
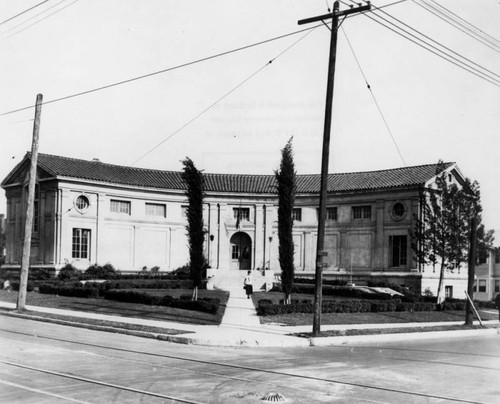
[0,316,499,403]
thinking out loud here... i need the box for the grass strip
[293,324,498,338]
[0,308,193,336]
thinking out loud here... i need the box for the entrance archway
[229,232,251,270]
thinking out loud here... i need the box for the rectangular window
[495,280,499,293]
[72,228,90,259]
[146,203,166,217]
[292,208,302,222]
[327,207,337,221]
[478,279,486,292]
[495,250,500,264]
[110,200,131,215]
[233,208,250,222]
[445,285,453,298]
[352,205,371,219]
[231,245,239,260]
[390,235,407,267]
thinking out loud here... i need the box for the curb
[0,310,192,342]
[2,308,498,348]
[309,327,500,346]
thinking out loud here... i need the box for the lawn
[0,289,229,326]
[252,291,498,326]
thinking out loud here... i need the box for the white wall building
[1,152,474,296]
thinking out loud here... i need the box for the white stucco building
[1,152,474,297]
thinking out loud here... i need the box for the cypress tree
[275,138,296,305]
[181,157,205,301]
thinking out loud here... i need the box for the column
[373,200,385,270]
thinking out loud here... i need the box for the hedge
[38,284,100,298]
[256,298,437,316]
[104,279,193,290]
[104,290,220,314]
[9,281,35,292]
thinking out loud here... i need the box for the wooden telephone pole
[298,1,371,336]
[17,93,43,311]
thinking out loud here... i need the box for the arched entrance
[229,232,251,270]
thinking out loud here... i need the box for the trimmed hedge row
[103,280,193,290]
[104,290,220,314]
[256,298,436,316]
[37,279,195,297]
[38,284,99,298]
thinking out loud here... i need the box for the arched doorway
[229,232,251,270]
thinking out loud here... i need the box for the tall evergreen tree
[181,157,205,301]
[412,161,493,304]
[275,138,296,305]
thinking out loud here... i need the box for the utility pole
[298,1,371,336]
[465,217,477,326]
[17,93,43,311]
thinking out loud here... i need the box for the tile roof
[3,153,454,195]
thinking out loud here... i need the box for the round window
[392,202,405,218]
[75,195,90,212]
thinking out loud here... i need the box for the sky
[1,0,499,238]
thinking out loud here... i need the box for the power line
[131,27,317,166]
[368,5,500,85]
[5,0,75,37]
[341,0,500,87]
[0,0,51,25]
[425,0,500,46]
[414,0,500,53]
[0,24,322,118]
[371,2,500,79]
[341,25,407,166]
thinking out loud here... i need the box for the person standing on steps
[243,270,253,299]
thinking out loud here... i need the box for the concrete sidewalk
[0,299,498,347]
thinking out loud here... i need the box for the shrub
[170,264,191,280]
[441,298,466,311]
[256,298,436,316]
[370,299,401,312]
[57,264,83,281]
[29,268,54,281]
[85,263,119,279]
[476,300,496,309]
[104,279,193,290]
[38,283,99,298]
[10,281,35,292]
[104,290,220,314]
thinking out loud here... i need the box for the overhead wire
[5,0,77,38]
[131,26,319,166]
[339,0,500,87]
[413,0,500,53]
[369,1,500,80]
[425,0,500,47]
[0,0,51,26]
[0,24,323,118]
[341,25,407,166]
